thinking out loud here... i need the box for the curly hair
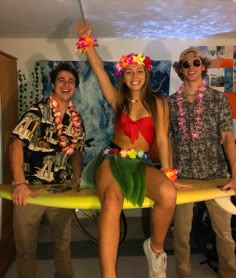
[50,62,80,87]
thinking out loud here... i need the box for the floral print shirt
[11,97,86,184]
[168,87,233,179]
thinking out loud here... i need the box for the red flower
[112,148,119,155]
[143,56,153,71]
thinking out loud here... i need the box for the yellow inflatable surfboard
[0,178,235,213]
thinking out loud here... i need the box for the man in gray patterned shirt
[168,47,236,278]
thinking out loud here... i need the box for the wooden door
[0,50,18,274]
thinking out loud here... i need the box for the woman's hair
[114,67,159,124]
[173,57,211,81]
[50,62,80,87]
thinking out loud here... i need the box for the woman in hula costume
[75,19,184,278]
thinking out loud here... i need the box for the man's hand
[12,184,37,206]
[220,177,236,191]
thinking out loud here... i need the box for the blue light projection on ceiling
[87,1,236,39]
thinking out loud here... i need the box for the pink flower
[103,147,112,155]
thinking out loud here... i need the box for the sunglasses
[182,59,202,69]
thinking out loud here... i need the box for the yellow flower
[133,52,145,66]
[127,149,137,159]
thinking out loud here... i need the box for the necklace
[130,99,139,103]
[50,95,82,155]
[176,80,206,141]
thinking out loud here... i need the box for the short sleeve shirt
[11,97,86,185]
[168,87,233,179]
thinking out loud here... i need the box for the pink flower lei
[50,95,82,155]
[176,80,206,141]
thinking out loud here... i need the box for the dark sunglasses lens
[193,59,201,67]
[182,59,201,69]
[182,61,190,68]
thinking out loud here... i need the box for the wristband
[163,168,178,182]
[76,35,98,53]
[13,182,27,187]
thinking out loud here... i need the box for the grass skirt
[80,146,154,207]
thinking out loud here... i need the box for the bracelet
[76,35,98,53]
[163,168,178,182]
[13,182,27,187]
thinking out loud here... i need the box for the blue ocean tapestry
[35,60,171,166]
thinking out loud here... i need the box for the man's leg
[47,207,74,278]
[173,203,194,278]
[206,199,236,278]
[14,204,45,278]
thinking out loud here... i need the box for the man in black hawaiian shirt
[9,62,86,278]
[168,47,236,278]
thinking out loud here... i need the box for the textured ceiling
[0,0,236,39]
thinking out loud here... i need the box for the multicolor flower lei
[163,168,178,182]
[76,35,98,53]
[50,95,82,155]
[103,146,150,160]
[176,80,206,141]
[114,52,153,76]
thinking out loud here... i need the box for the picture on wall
[196,45,236,119]
[196,45,235,93]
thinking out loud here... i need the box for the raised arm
[75,19,117,110]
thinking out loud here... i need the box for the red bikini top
[115,113,155,146]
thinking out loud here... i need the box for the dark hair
[50,62,79,87]
[173,57,211,81]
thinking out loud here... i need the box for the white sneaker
[143,238,167,278]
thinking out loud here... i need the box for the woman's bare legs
[145,166,176,251]
[95,162,176,278]
[95,160,124,278]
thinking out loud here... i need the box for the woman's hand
[74,19,92,38]
[173,181,193,190]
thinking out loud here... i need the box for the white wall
[1,37,235,217]
[0,37,236,95]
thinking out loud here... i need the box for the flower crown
[114,52,153,76]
